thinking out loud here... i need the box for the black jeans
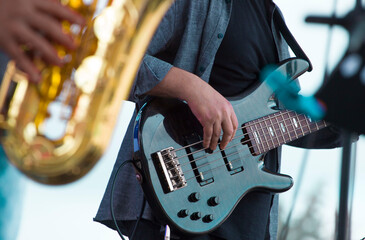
[118,219,226,240]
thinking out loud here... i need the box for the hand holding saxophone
[0,0,84,82]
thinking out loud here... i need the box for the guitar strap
[272,6,313,72]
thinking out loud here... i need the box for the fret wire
[314,119,320,130]
[264,116,276,149]
[287,112,298,139]
[295,113,304,136]
[254,120,266,153]
[305,116,312,133]
[269,115,280,147]
[310,117,318,131]
[248,127,257,149]
[274,112,285,146]
[259,118,270,151]
[281,112,292,142]
[298,114,309,133]
[277,112,287,142]
[295,112,305,136]
[251,122,262,154]
[283,112,291,141]
[288,112,298,139]
[248,125,259,154]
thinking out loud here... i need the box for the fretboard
[244,110,327,155]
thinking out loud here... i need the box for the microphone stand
[306,1,363,239]
[337,131,356,240]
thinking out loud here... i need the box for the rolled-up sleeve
[131,54,173,101]
[129,2,176,102]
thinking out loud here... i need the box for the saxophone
[0,0,173,185]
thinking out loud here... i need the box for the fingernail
[205,149,213,154]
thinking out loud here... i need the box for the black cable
[130,195,147,239]
[110,159,134,240]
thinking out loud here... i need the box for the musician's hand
[148,67,238,151]
[185,80,238,151]
[0,0,84,82]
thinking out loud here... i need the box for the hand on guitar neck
[147,66,238,151]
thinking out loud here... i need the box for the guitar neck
[244,110,327,155]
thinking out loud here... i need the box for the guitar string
[180,127,317,183]
[178,121,327,177]
[154,119,327,181]
[166,111,320,157]
[159,112,325,164]
[179,122,327,182]
[180,114,318,161]
[164,114,325,169]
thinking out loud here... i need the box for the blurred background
[1,0,364,239]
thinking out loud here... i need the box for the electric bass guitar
[133,58,327,235]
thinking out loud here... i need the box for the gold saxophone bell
[0,0,173,185]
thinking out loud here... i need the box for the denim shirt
[94,1,343,239]
[130,0,289,105]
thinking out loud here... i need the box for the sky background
[13,0,365,239]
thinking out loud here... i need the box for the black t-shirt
[209,0,278,97]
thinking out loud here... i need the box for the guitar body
[133,59,312,235]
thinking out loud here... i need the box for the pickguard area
[184,133,214,186]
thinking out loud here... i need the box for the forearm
[147,66,209,102]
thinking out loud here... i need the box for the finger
[5,41,41,82]
[230,113,239,142]
[37,0,85,26]
[28,13,76,50]
[209,122,221,151]
[14,24,63,66]
[203,124,213,150]
[220,119,234,150]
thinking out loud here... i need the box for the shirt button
[225,0,231,3]
[199,66,205,72]
[217,33,224,39]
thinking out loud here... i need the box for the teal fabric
[0,52,24,240]
[0,146,24,240]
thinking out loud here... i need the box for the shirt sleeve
[129,3,176,103]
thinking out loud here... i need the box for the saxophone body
[0,0,173,184]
